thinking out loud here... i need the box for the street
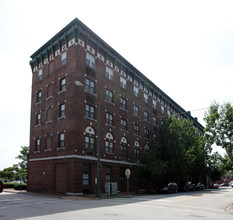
[0,187,232,220]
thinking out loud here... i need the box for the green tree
[15,146,29,182]
[140,116,208,185]
[207,152,225,182]
[204,101,233,167]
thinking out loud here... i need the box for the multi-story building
[28,18,204,195]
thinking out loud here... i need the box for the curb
[227,205,233,214]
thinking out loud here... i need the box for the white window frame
[120,77,126,89]
[106,66,113,80]
[86,53,95,69]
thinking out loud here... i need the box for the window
[144,128,149,139]
[106,89,113,103]
[36,113,41,125]
[145,144,149,156]
[106,112,114,126]
[61,52,67,66]
[46,108,52,122]
[106,167,112,182]
[59,104,65,117]
[120,168,125,185]
[133,86,139,97]
[37,91,42,103]
[82,165,90,185]
[153,99,157,109]
[134,105,139,117]
[86,104,95,119]
[121,144,127,156]
[45,135,52,150]
[121,119,127,131]
[144,93,148,103]
[120,77,126,89]
[134,125,140,135]
[59,133,65,148]
[38,69,42,81]
[86,53,95,69]
[161,106,165,114]
[35,138,40,151]
[120,97,127,110]
[106,66,113,80]
[60,77,66,91]
[105,141,113,153]
[47,84,53,98]
[144,111,149,121]
[85,78,95,94]
[153,116,157,127]
[85,136,95,150]
[134,148,140,160]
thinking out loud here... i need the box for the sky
[0,0,233,170]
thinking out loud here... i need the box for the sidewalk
[2,189,233,214]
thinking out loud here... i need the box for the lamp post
[75,80,101,198]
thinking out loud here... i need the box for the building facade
[28,18,204,194]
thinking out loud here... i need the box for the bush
[4,182,27,190]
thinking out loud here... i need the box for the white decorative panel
[39,62,43,68]
[114,66,119,72]
[85,126,95,135]
[44,58,48,65]
[128,76,133,82]
[49,54,54,60]
[87,45,95,55]
[121,70,126,78]
[105,132,113,140]
[134,141,140,148]
[134,80,138,86]
[55,49,60,56]
[120,137,127,144]
[62,45,66,51]
[97,53,105,61]
[106,60,113,68]
[68,38,75,47]
[33,66,38,72]
[78,39,85,47]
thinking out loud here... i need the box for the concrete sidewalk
[2,189,233,214]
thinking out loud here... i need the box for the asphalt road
[0,187,232,220]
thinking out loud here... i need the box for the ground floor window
[82,165,90,185]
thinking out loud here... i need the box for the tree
[15,146,29,182]
[204,101,233,167]
[140,116,208,185]
[207,152,225,182]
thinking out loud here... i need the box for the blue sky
[0,0,233,170]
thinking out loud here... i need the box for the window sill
[58,89,66,95]
[58,116,66,120]
[36,101,42,106]
[85,116,97,122]
[105,123,115,128]
[35,124,41,128]
[105,100,115,106]
[57,147,65,151]
[105,152,114,155]
[45,120,52,124]
[45,149,52,152]
[120,107,128,112]
[120,129,128,133]
[34,151,40,154]
[85,89,97,97]
[46,96,53,101]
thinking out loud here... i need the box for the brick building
[28,18,204,195]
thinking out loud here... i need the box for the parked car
[195,182,204,190]
[220,183,229,186]
[230,181,233,187]
[208,184,219,189]
[0,180,4,193]
[158,182,178,194]
[179,181,195,192]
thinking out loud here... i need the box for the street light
[75,80,101,198]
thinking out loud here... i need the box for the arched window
[134,141,140,160]
[84,126,95,152]
[120,137,128,156]
[105,132,114,153]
